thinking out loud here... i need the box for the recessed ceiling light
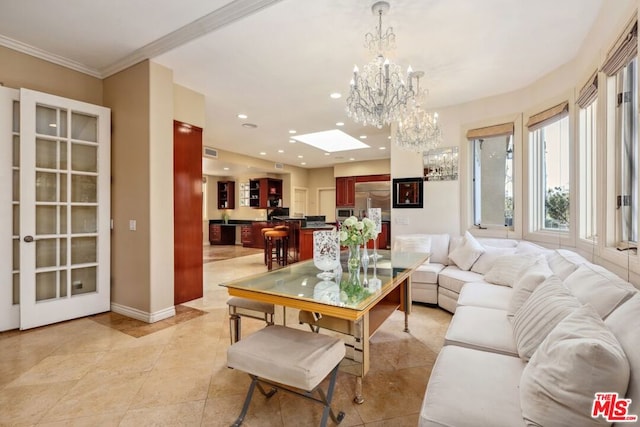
[330,92,342,99]
[291,129,369,153]
[278,149,284,153]
[359,135,367,139]
[223,167,229,171]
[242,123,258,129]
[379,146,386,150]
[289,130,297,134]
[336,122,344,126]
[388,136,391,139]
[301,162,307,165]
[289,139,296,143]
[349,157,356,161]
[297,155,303,159]
[324,152,330,156]
[259,152,266,156]
[237,113,248,119]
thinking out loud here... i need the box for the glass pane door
[19,88,110,330]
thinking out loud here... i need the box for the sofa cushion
[448,231,485,271]
[515,240,550,255]
[483,253,541,287]
[412,282,438,304]
[393,234,432,254]
[438,266,485,294]
[520,305,630,427]
[428,233,451,265]
[605,293,640,419]
[444,306,517,356]
[470,246,517,275]
[563,263,637,319]
[512,276,581,360]
[419,345,526,427]
[457,282,512,311]
[475,237,519,248]
[438,287,459,313]
[546,249,588,280]
[412,262,445,284]
[507,259,553,318]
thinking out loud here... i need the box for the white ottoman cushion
[227,297,275,314]
[227,325,345,391]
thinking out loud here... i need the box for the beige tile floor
[0,246,451,426]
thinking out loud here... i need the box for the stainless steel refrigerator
[354,181,391,221]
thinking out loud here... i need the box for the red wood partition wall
[173,120,203,304]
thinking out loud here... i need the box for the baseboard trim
[111,303,176,324]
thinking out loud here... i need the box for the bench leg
[232,375,277,427]
[318,365,345,426]
[229,313,241,344]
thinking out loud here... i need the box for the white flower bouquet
[338,215,378,246]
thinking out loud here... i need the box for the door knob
[23,235,34,243]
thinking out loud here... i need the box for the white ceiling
[0,0,604,175]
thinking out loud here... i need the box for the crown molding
[99,0,283,78]
[0,0,282,80]
[0,34,102,78]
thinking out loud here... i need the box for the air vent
[274,163,284,170]
[203,146,218,159]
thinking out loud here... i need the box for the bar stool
[264,229,289,270]
[261,227,275,265]
[227,297,275,344]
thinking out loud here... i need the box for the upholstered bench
[227,325,346,426]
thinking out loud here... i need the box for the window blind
[601,20,637,76]
[576,71,598,109]
[526,102,569,131]
[466,122,514,140]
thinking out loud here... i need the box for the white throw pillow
[520,305,630,427]
[470,246,516,275]
[447,231,485,271]
[512,275,581,360]
[507,259,553,318]
[563,263,636,319]
[483,253,540,287]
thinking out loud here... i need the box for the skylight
[291,129,370,152]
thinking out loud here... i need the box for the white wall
[390,1,637,244]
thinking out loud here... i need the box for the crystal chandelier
[395,71,443,152]
[346,1,415,129]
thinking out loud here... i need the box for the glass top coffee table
[221,249,429,403]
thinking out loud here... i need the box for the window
[577,73,598,241]
[471,134,514,227]
[614,57,638,244]
[528,103,570,232]
[601,19,638,248]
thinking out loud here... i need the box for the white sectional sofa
[398,232,640,426]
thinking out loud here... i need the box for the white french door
[0,88,111,331]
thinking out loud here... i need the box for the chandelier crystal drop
[395,71,443,152]
[346,1,415,129]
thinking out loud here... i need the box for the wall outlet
[395,216,409,225]
[129,220,136,231]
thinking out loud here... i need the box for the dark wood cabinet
[209,224,235,245]
[299,229,315,261]
[249,178,283,209]
[217,181,235,209]
[365,222,390,250]
[241,225,253,247]
[335,176,355,207]
[251,221,269,248]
